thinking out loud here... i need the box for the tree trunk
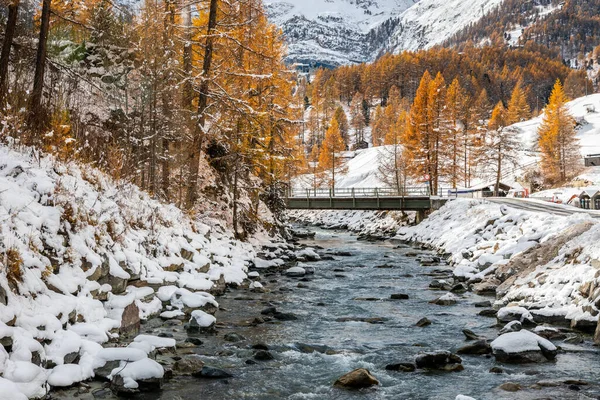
[28,0,51,130]
[186,0,218,208]
[0,0,20,109]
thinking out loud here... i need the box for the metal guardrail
[287,187,450,198]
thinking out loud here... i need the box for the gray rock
[334,368,379,389]
[457,340,492,355]
[415,351,463,372]
[223,333,245,343]
[385,363,415,372]
[173,355,205,375]
[111,374,162,395]
[416,317,431,327]
[254,350,274,361]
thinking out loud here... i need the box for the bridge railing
[287,187,444,198]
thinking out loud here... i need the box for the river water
[141,228,600,400]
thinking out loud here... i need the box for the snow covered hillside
[266,0,509,65]
[0,145,258,397]
[387,0,504,52]
[398,199,600,330]
[265,0,417,65]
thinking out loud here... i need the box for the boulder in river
[430,293,458,306]
[491,330,557,363]
[415,351,463,372]
[416,317,432,327]
[173,355,205,375]
[390,294,409,300]
[385,363,416,372]
[594,321,600,345]
[462,329,483,341]
[457,340,492,355]
[254,350,274,361]
[498,382,522,392]
[334,368,379,389]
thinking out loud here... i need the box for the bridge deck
[285,188,450,211]
[285,196,447,211]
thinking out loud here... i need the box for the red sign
[423,174,430,181]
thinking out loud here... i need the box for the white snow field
[0,144,260,396]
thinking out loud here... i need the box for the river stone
[499,321,522,335]
[286,267,306,277]
[390,294,409,300]
[273,312,298,321]
[450,283,468,293]
[478,309,497,318]
[111,374,163,395]
[334,368,379,389]
[173,355,205,375]
[489,366,504,374]
[385,363,416,372]
[223,333,245,343]
[430,293,458,306]
[119,301,140,337]
[260,306,277,315]
[457,340,492,355]
[462,329,483,341]
[193,366,233,379]
[474,301,492,308]
[254,350,274,361]
[563,333,584,344]
[416,317,431,327]
[252,343,269,350]
[499,382,522,392]
[473,279,500,295]
[415,351,463,372]
[595,321,600,345]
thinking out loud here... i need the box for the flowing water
[141,228,600,400]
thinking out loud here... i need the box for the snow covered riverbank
[0,145,281,397]
[397,198,600,332]
[287,209,413,238]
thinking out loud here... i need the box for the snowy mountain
[386,0,505,53]
[265,0,418,66]
[266,0,509,65]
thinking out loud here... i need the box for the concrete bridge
[285,187,449,221]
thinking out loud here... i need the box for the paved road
[487,198,600,219]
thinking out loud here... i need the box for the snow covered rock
[430,293,458,306]
[187,310,216,332]
[497,306,535,325]
[491,330,557,363]
[286,266,306,277]
[109,358,164,395]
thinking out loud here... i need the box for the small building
[448,182,518,198]
[585,154,600,167]
[578,188,600,209]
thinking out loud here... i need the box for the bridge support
[415,210,427,224]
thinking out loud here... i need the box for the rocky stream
[54,227,600,400]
